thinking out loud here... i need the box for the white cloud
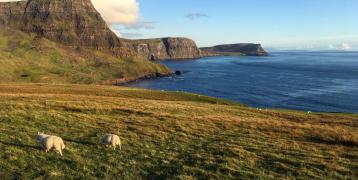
[328,44,336,49]
[124,21,155,30]
[109,26,122,37]
[91,0,140,25]
[328,43,351,50]
[91,0,140,37]
[340,43,351,50]
[185,13,208,20]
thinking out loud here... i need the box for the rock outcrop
[130,38,201,60]
[201,43,268,56]
[0,0,134,57]
[0,0,201,60]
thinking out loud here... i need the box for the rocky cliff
[130,38,201,60]
[201,43,268,56]
[0,0,135,57]
[0,0,201,60]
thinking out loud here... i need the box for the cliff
[130,38,202,60]
[201,43,268,56]
[0,0,135,57]
[0,0,201,60]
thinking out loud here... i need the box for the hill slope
[0,28,170,84]
[0,84,357,179]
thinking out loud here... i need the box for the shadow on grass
[63,138,97,146]
[305,136,358,147]
[0,140,40,150]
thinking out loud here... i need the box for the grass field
[0,83,357,179]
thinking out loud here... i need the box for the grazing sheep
[36,132,65,156]
[101,134,121,150]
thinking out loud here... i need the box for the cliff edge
[130,38,201,60]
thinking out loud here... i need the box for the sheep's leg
[119,145,122,150]
[113,146,116,150]
[59,150,63,156]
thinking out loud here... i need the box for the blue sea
[127,52,358,113]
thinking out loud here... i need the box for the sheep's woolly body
[36,133,65,156]
[101,134,121,150]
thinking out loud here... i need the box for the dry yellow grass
[0,83,357,179]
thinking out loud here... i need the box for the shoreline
[99,72,173,86]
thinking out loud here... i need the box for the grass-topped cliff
[0,29,170,84]
[0,84,357,179]
[201,43,269,56]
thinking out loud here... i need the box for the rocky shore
[99,72,173,86]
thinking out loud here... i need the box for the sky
[1,0,358,50]
[114,0,358,50]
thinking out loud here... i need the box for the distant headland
[200,43,268,57]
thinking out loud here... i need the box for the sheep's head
[36,132,46,142]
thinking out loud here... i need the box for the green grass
[0,29,171,84]
[0,83,357,179]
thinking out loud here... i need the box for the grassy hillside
[0,83,357,179]
[0,29,170,84]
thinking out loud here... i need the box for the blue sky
[115,0,358,50]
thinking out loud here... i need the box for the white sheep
[100,134,121,150]
[36,132,65,156]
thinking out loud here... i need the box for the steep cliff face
[0,0,201,60]
[129,38,202,60]
[201,43,268,56]
[0,0,135,57]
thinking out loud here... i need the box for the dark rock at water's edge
[100,72,173,86]
[175,71,182,75]
[200,43,269,56]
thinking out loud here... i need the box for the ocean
[126,52,358,113]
